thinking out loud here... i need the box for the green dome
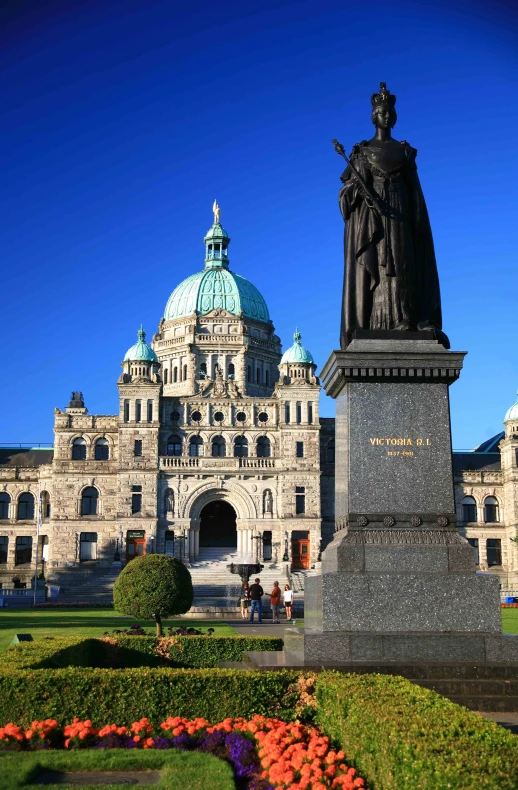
[281,329,314,364]
[123,326,158,362]
[505,390,518,422]
[164,219,270,323]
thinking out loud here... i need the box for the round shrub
[113,555,193,635]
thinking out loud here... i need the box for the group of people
[240,579,294,624]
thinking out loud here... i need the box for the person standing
[240,582,251,620]
[283,584,294,620]
[248,577,264,624]
[270,581,281,623]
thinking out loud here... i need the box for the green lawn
[0,610,236,654]
[0,749,235,790]
[502,608,518,634]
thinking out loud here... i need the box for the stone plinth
[300,335,518,664]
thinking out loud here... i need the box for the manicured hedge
[316,671,518,790]
[5,634,283,670]
[0,667,299,727]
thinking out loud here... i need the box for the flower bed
[501,602,518,608]
[0,715,366,790]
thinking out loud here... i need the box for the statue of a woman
[337,83,449,349]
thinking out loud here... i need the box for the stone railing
[159,456,276,470]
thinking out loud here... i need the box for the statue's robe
[339,140,445,349]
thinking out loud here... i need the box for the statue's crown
[371,82,396,109]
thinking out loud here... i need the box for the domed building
[2,208,516,602]
[0,208,336,608]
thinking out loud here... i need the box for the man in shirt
[248,577,264,624]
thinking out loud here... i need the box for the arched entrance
[199,501,237,548]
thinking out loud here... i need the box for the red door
[291,532,310,569]
[126,531,146,562]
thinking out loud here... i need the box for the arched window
[17,492,35,520]
[166,435,182,456]
[484,496,499,523]
[228,363,235,379]
[81,487,99,516]
[263,489,273,514]
[257,436,271,458]
[189,436,203,457]
[256,368,261,384]
[212,436,226,457]
[41,491,51,518]
[72,437,87,461]
[326,440,335,463]
[265,369,270,386]
[165,488,174,516]
[200,362,207,379]
[95,438,109,461]
[0,493,10,520]
[173,367,178,383]
[462,496,477,523]
[183,364,187,381]
[234,436,248,458]
[164,368,169,384]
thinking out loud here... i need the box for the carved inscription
[369,436,431,457]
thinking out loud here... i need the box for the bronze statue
[334,83,449,349]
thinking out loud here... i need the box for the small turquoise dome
[504,390,518,422]
[164,219,270,324]
[123,326,158,362]
[281,329,314,364]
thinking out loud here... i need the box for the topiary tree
[113,554,193,636]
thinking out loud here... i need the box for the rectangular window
[134,440,142,457]
[285,403,290,424]
[79,532,98,561]
[0,536,7,564]
[135,400,142,423]
[147,400,153,422]
[462,504,477,523]
[15,536,32,565]
[308,402,313,425]
[296,402,302,424]
[486,538,502,567]
[132,494,142,514]
[124,400,130,423]
[295,486,306,515]
[467,538,479,565]
[296,441,304,458]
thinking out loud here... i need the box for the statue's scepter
[331,139,381,214]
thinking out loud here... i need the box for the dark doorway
[199,501,237,548]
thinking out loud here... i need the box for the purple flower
[152,737,171,750]
[198,730,226,754]
[171,733,195,750]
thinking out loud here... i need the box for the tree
[113,554,193,636]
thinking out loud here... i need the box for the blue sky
[2,0,517,448]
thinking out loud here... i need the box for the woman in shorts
[283,584,294,620]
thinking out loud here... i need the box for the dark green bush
[113,555,193,635]
[316,671,518,790]
[5,635,283,670]
[0,667,300,726]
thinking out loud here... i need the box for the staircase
[187,547,290,618]
[51,566,121,604]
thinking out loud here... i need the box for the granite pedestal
[299,334,518,664]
